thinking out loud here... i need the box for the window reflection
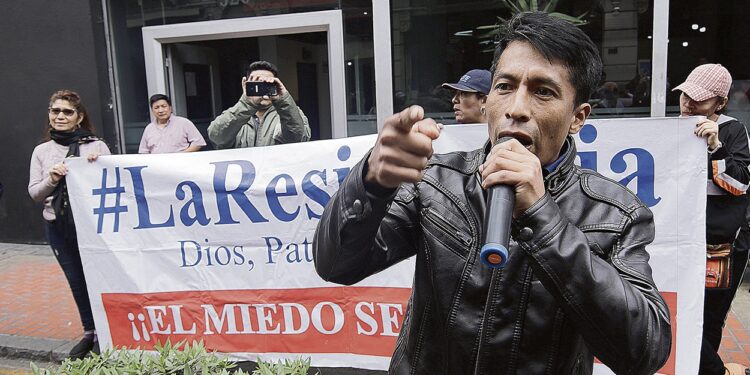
[107,0,375,151]
[666,0,750,126]
[389,0,654,122]
[343,0,377,136]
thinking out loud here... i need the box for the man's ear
[569,102,591,135]
[481,95,487,105]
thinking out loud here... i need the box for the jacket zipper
[545,310,565,374]
[505,267,533,374]
[422,173,491,373]
[472,168,495,375]
[472,267,533,375]
[252,115,259,146]
[390,294,412,368]
[422,174,481,330]
[422,176,478,239]
[422,207,472,246]
[571,355,582,374]
[473,269,498,375]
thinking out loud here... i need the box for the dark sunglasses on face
[49,107,77,117]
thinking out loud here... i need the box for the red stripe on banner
[594,291,676,374]
[104,288,678,370]
[102,287,411,356]
[660,291,677,375]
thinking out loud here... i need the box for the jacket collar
[717,114,737,126]
[254,105,278,119]
[544,136,577,194]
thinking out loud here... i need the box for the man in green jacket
[208,60,311,148]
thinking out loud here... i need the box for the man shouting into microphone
[313,12,671,375]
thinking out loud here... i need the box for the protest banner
[67,117,706,374]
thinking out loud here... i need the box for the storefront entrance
[141,10,347,145]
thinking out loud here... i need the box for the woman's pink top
[28,140,111,221]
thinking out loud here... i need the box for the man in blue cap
[442,69,491,124]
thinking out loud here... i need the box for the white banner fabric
[66,117,706,374]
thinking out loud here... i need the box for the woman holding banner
[27,90,111,359]
[674,64,750,375]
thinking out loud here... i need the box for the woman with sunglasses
[27,90,110,359]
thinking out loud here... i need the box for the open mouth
[497,131,533,149]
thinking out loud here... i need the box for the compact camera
[245,81,278,97]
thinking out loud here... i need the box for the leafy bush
[253,357,316,375]
[30,340,315,375]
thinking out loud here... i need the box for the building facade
[2,0,749,243]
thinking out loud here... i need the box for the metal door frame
[142,10,347,138]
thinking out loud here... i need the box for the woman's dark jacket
[705,115,750,244]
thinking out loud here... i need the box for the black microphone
[480,136,515,269]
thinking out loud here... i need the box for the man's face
[151,99,172,123]
[679,92,723,118]
[248,69,276,109]
[485,41,588,166]
[452,91,485,124]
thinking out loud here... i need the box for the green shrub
[252,357,316,375]
[30,340,315,375]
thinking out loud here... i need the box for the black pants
[699,229,750,375]
[46,222,95,331]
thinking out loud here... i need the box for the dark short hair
[491,12,602,106]
[149,94,171,107]
[247,60,279,77]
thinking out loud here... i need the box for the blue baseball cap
[442,69,492,95]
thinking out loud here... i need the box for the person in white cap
[674,63,750,375]
[442,69,491,124]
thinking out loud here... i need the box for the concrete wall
[0,1,115,243]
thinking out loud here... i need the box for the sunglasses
[48,107,77,117]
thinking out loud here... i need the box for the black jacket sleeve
[708,119,750,195]
[514,188,671,375]
[313,155,419,285]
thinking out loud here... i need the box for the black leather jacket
[313,137,672,374]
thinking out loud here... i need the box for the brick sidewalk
[0,256,81,341]
[723,311,750,365]
[2,242,750,372]
[722,274,750,366]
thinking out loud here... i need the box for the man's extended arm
[207,95,260,149]
[313,156,420,285]
[272,92,311,143]
[514,188,671,375]
[315,106,439,284]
